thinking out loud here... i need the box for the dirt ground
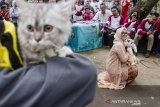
[81,47,160,107]
[81,47,160,85]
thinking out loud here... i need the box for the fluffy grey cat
[17,0,75,65]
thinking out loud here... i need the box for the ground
[80,47,160,107]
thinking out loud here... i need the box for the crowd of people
[72,0,160,89]
[0,0,160,57]
[72,0,135,22]
[0,0,18,26]
[73,0,160,58]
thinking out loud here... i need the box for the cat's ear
[56,0,76,20]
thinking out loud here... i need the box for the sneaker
[135,53,138,56]
[144,51,151,58]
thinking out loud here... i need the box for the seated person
[98,0,112,9]
[0,5,9,21]
[90,0,100,13]
[108,0,122,11]
[101,6,124,47]
[9,0,19,27]
[98,27,138,90]
[92,3,112,23]
[152,17,160,54]
[83,6,93,21]
[84,0,95,14]
[124,11,139,38]
[134,12,159,58]
[0,13,3,20]
[0,0,9,8]
[72,0,84,22]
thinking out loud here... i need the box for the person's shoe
[144,51,151,58]
[135,53,138,56]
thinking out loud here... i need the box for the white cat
[16,0,76,65]
[124,39,138,65]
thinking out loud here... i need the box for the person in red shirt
[102,6,124,32]
[122,0,130,20]
[0,0,9,8]
[83,6,93,21]
[101,6,124,47]
[134,12,159,58]
[72,0,84,22]
[124,11,139,38]
[154,18,160,36]
[0,5,9,21]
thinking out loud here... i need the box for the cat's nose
[35,38,41,42]
[35,34,42,42]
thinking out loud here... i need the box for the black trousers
[152,32,160,53]
[103,29,116,47]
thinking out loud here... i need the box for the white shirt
[90,2,100,13]
[145,21,152,31]
[93,9,112,23]
[109,16,121,29]
[127,21,136,32]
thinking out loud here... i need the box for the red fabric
[120,16,124,25]
[124,17,131,27]
[122,0,130,20]
[124,17,139,37]
[138,19,149,36]
[0,11,9,20]
[76,11,83,16]
[138,18,156,36]
[73,5,84,16]
[103,15,112,29]
[103,23,108,29]
[154,18,160,32]
[83,13,93,21]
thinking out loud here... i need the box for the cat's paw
[57,46,73,57]
[46,48,57,57]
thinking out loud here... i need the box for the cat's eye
[44,25,53,32]
[27,25,34,32]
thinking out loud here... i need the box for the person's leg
[103,27,112,46]
[126,65,138,85]
[158,39,160,53]
[145,34,154,58]
[103,31,109,46]
[152,32,159,53]
[108,31,116,48]
[107,29,116,48]
[155,32,160,53]
[134,33,141,47]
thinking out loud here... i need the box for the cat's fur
[17,0,76,65]
[124,39,138,65]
